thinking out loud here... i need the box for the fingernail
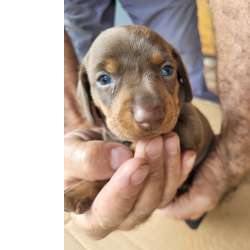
[146,137,163,159]
[131,165,149,185]
[164,134,179,155]
[187,153,196,168]
[111,147,132,170]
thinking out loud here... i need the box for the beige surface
[65,99,250,250]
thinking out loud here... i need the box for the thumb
[64,135,132,184]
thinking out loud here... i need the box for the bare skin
[64,0,250,238]
[64,32,86,133]
[162,0,250,219]
[65,132,196,239]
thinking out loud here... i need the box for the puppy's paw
[64,180,106,214]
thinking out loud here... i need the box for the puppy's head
[77,25,192,141]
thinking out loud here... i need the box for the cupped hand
[64,130,196,239]
[161,137,238,220]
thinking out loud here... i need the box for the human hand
[65,130,196,239]
[161,136,250,220]
[64,129,133,187]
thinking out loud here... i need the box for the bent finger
[64,134,132,184]
[159,133,181,207]
[119,137,165,230]
[73,158,149,239]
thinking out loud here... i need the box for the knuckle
[135,157,148,165]
[119,224,135,231]
[73,209,112,238]
[189,212,205,220]
[73,214,93,232]
[80,225,109,240]
[92,204,122,231]
[86,233,108,240]
[120,189,139,202]
[194,193,218,211]
[84,141,100,158]
[207,195,219,209]
[120,213,150,231]
[165,155,180,173]
[135,210,151,221]
[150,168,164,181]
[160,193,175,208]
[64,139,87,164]
[172,213,184,220]
[82,142,110,178]
[149,162,165,181]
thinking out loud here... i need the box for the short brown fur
[151,51,164,65]
[103,58,119,74]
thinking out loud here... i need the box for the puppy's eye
[97,74,113,85]
[160,65,174,77]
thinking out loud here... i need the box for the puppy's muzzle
[132,96,165,130]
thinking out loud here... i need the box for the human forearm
[64,31,84,133]
[211,0,250,182]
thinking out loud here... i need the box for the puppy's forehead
[87,26,174,68]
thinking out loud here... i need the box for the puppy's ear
[76,64,96,125]
[172,49,193,102]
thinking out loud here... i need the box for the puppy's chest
[102,127,135,150]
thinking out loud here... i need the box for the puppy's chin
[106,116,178,142]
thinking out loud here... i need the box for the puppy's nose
[133,101,165,130]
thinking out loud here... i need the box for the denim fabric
[64,0,218,101]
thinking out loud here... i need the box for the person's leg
[64,0,115,62]
[119,0,218,101]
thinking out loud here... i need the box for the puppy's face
[78,25,192,141]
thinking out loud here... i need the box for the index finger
[159,133,181,207]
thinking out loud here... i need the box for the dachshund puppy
[64,25,214,229]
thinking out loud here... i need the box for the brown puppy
[64,25,214,227]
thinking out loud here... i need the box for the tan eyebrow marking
[150,51,164,65]
[103,58,119,74]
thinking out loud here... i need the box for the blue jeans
[65,0,218,101]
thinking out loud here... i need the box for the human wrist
[218,117,250,187]
[64,31,84,132]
